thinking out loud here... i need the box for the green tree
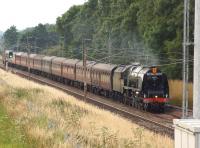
[3,26,18,49]
[18,24,59,53]
[55,0,194,80]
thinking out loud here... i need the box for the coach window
[101,72,103,83]
[96,71,98,81]
[103,72,105,83]
[103,73,106,83]
[105,73,107,83]
[101,72,104,83]
[55,63,57,71]
[106,73,108,83]
[86,69,88,79]
[88,69,90,79]
[104,72,106,82]
[55,63,57,70]
[57,63,59,71]
[105,72,107,83]
[54,63,56,71]
[96,71,98,80]
[79,67,81,75]
[92,70,94,79]
[106,73,109,82]
[87,69,90,79]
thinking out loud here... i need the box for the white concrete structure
[193,0,200,119]
[174,119,200,148]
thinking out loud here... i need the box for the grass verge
[0,69,173,147]
[0,103,31,147]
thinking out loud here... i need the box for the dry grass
[0,69,173,148]
[169,80,193,108]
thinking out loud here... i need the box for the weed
[33,114,48,129]
[53,130,65,142]
[0,69,173,147]
[13,88,29,99]
[132,127,144,147]
[169,80,193,108]
[0,103,30,147]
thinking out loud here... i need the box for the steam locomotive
[4,51,169,112]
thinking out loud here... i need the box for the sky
[0,0,86,32]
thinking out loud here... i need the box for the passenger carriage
[51,57,66,82]
[62,59,80,85]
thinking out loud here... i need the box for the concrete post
[174,119,200,148]
[193,0,200,119]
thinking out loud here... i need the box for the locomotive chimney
[193,0,200,119]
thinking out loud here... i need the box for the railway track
[167,104,192,113]
[0,65,175,138]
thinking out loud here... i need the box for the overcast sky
[0,0,86,32]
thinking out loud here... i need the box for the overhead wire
[12,41,195,68]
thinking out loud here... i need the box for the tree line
[2,0,195,80]
[2,24,59,53]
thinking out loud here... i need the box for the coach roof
[114,65,132,73]
[52,57,66,63]
[15,52,24,56]
[76,61,96,68]
[29,54,37,58]
[63,59,80,66]
[42,56,56,62]
[21,53,28,57]
[92,63,117,72]
[34,55,45,60]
